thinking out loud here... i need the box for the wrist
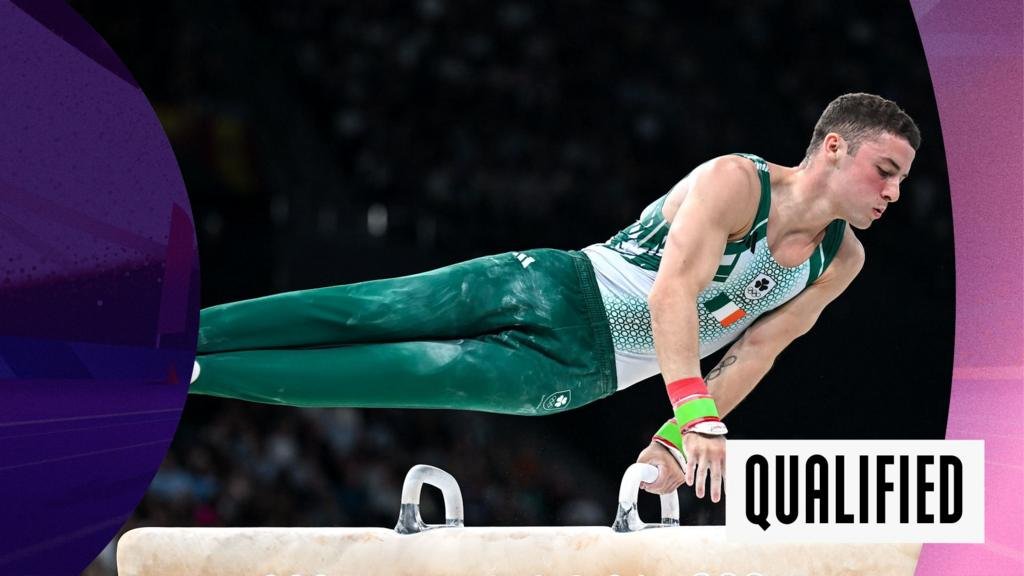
[684,421,729,436]
[650,433,688,469]
[666,376,728,436]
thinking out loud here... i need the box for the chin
[849,218,872,231]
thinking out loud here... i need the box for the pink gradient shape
[911,0,1024,574]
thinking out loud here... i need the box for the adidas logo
[513,252,535,269]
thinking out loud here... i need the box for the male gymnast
[190,92,920,504]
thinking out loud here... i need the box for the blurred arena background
[66,2,953,573]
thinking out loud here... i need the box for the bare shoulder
[667,155,762,237]
[697,154,762,197]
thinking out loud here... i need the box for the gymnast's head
[804,93,920,163]
[803,93,921,229]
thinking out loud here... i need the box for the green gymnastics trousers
[192,249,617,415]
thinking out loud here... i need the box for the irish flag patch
[704,293,746,327]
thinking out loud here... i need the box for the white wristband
[685,420,729,436]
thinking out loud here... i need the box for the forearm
[651,334,775,452]
[649,290,702,381]
[705,336,776,418]
[650,289,731,440]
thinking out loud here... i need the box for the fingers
[641,465,685,494]
[638,442,688,495]
[641,462,665,494]
[697,455,725,502]
[684,454,697,487]
[642,479,667,494]
[684,434,727,501]
[710,459,724,503]
[694,458,709,499]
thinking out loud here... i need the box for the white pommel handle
[395,464,465,534]
[612,463,680,532]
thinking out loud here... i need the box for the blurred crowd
[72,1,950,574]
[73,0,947,298]
[85,401,617,574]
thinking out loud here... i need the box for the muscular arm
[639,157,758,501]
[648,156,760,381]
[708,226,865,417]
[641,225,866,496]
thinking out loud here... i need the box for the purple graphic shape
[0,2,197,574]
[10,0,139,88]
[911,0,1024,574]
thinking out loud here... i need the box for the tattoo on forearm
[706,355,737,383]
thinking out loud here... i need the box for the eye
[876,167,893,178]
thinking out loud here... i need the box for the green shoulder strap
[731,153,771,246]
[806,219,847,286]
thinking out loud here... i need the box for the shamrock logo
[744,274,776,301]
[541,390,572,411]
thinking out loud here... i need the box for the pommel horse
[118,463,920,575]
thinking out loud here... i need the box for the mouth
[872,207,885,219]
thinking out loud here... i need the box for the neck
[772,161,841,241]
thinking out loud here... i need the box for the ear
[822,133,846,165]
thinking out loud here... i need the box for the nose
[882,179,900,203]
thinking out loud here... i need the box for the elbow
[647,284,696,322]
[647,292,669,330]
[739,322,811,363]
[648,273,702,309]
[732,334,780,371]
[647,287,668,313]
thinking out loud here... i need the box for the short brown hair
[804,93,921,161]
